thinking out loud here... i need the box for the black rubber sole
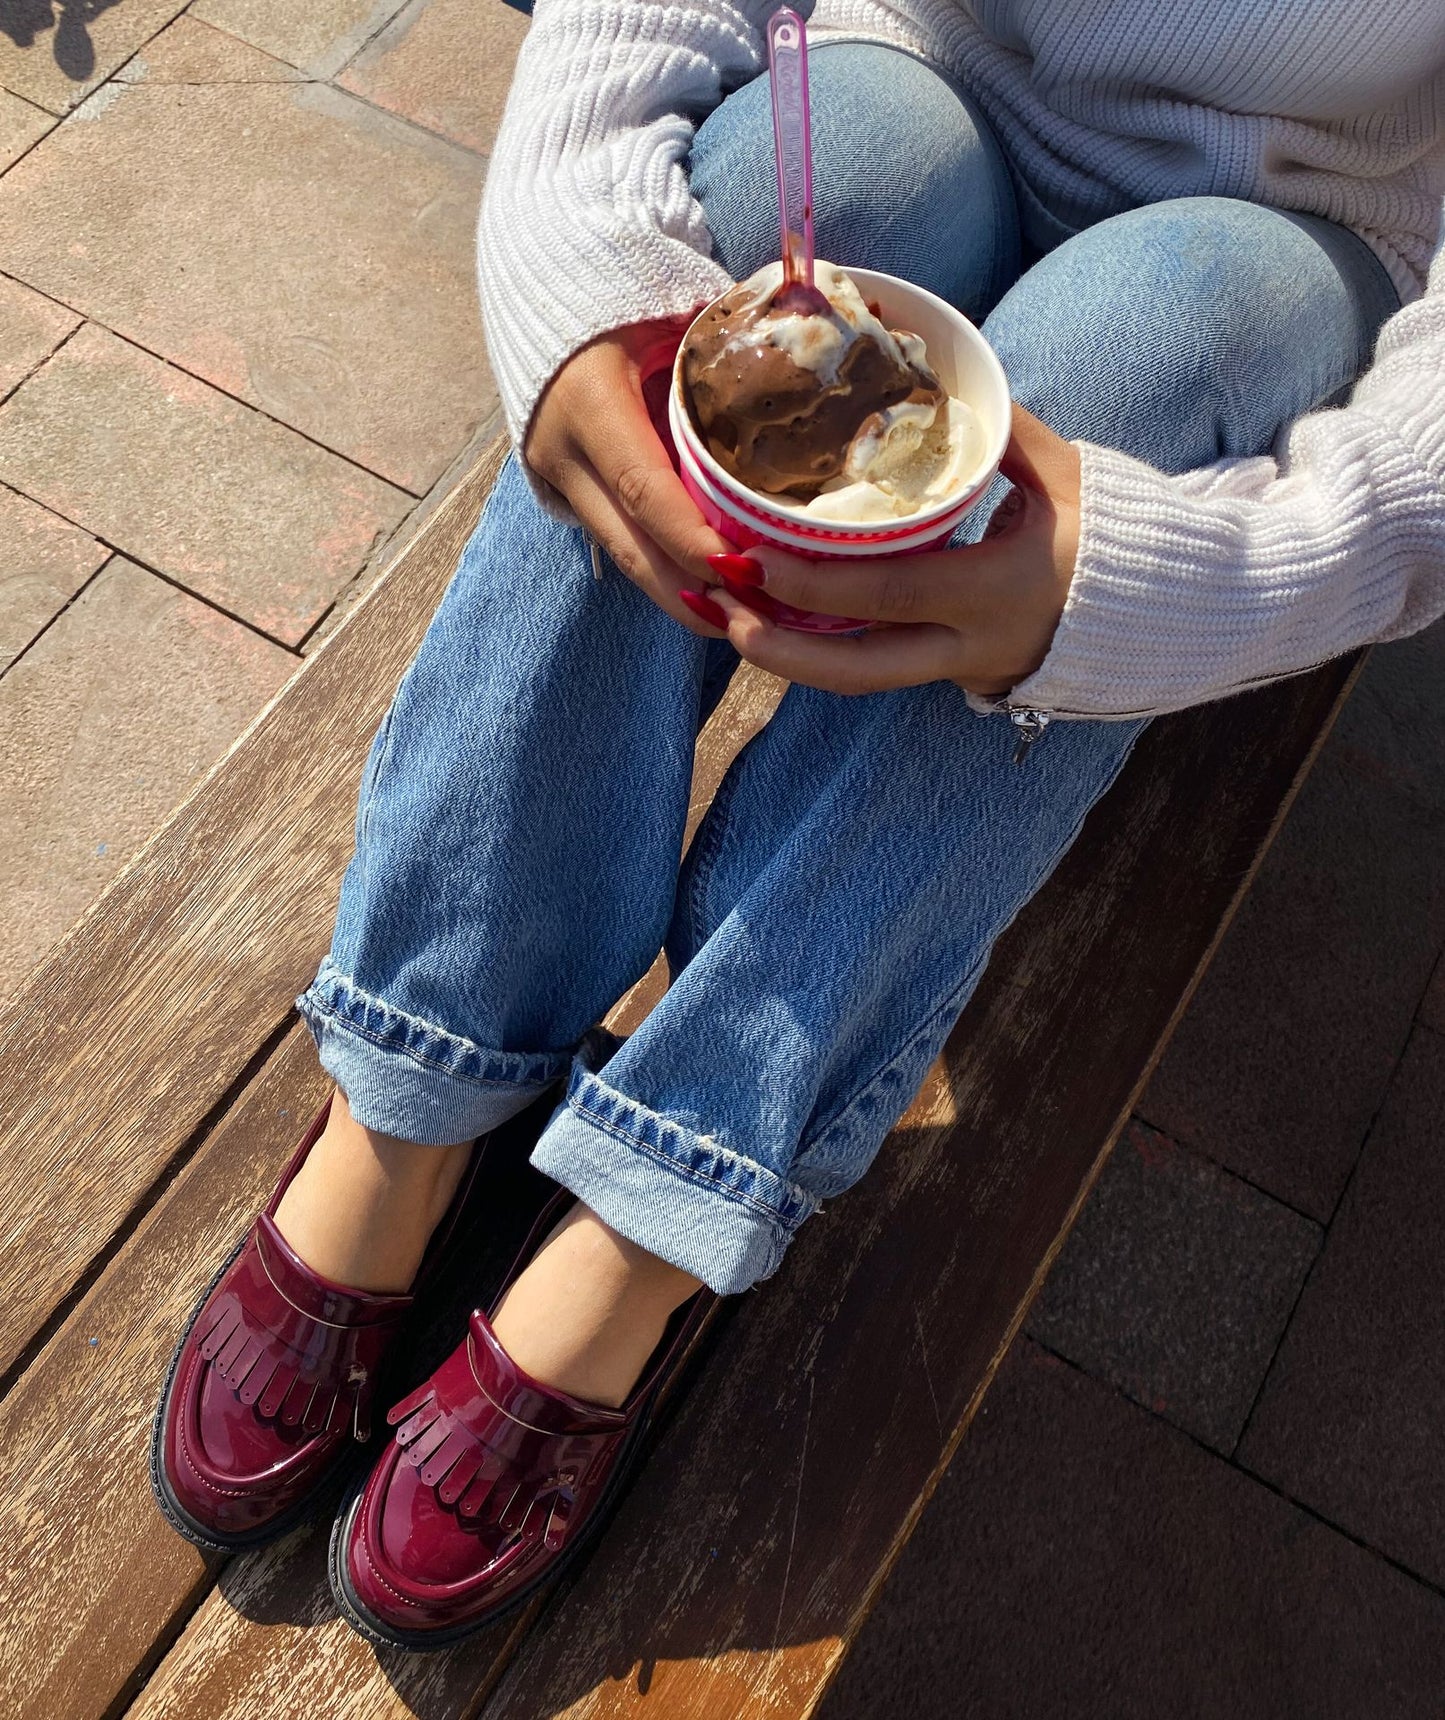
[327,1410,654,1651]
[148,1236,365,1555]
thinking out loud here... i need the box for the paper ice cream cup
[670,266,1011,632]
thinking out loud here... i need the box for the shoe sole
[327,1409,654,1651]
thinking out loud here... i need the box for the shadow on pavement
[0,0,123,82]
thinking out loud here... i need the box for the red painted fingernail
[679,588,728,629]
[706,553,765,586]
[716,573,787,621]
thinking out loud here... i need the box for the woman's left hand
[699,406,1080,698]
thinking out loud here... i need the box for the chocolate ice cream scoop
[682,261,945,500]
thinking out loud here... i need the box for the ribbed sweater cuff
[1008,441,1348,720]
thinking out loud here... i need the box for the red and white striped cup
[669,267,1011,632]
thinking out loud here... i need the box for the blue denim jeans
[298,44,1398,1296]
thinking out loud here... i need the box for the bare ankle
[490,1206,702,1408]
[272,1089,472,1293]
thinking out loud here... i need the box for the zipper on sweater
[1004,704,1052,764]
[1018,652,1343,728]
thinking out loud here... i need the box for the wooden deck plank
[0,1026,327,1720]
[0,443,506,1382]
[476,660,1360,1720]
[120,657,1357,1719]
[122,1426,538,1720]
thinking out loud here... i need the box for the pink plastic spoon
[767,7,830,315]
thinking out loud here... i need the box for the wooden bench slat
[119,655,1353,1720]
[0,1026,326,1720]
[474,660,1359,1720]
[0,444,506,1382]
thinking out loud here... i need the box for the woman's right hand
[524,318,734,634]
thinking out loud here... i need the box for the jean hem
[529,1061,818,1296]
[295,960,569,1144]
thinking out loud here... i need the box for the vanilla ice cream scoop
[806,396,985,521]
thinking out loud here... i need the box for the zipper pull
[1007,706,1051,765]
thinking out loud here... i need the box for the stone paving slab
[116,15,301,83]
[1027,1119,1321,1454]
[0,270,77,398]
[0,555,292,999]
[0,87,53,171]
[1140,738,1445,1220]
[1421,957,1445,1034]
[0,323,410,645]
[0,76,493,492]
[0,0,188,115]
[822,1341,1445,1720]
[1328,622,1445,817]
[0,482,107,672]
[339,0,530,155]
[1237,1025,1445,1588]
[189,0,409,78]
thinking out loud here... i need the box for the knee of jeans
[982,196,1393,471]
[690,44,1019,314]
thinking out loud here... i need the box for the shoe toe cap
[342,1454,538,1635]
[379,1458,518,1587]
[161,1350,338,1540]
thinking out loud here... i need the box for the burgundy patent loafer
[330,1194,716,1649]
[151,1101,485,1551]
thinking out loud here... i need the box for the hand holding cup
[524,317,734,637]
[703,405,1081,698]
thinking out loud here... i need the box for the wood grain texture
[0,441,507,1382]
[476,659,1361,1720]
[117,663,783,1720]
[123,1438,537,1720]
[0,1026,328,1720]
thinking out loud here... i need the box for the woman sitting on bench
[153,0,1445,1652]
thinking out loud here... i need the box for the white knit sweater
[478,0,1445,719]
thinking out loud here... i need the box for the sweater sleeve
[477,0,789,453]
[1007,236,1445,720]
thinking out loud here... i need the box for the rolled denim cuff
[530,1055,820,1296]
[296,958,569,1144]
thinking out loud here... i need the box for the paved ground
[0,0,526,995]
[5,4,1444,1713]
